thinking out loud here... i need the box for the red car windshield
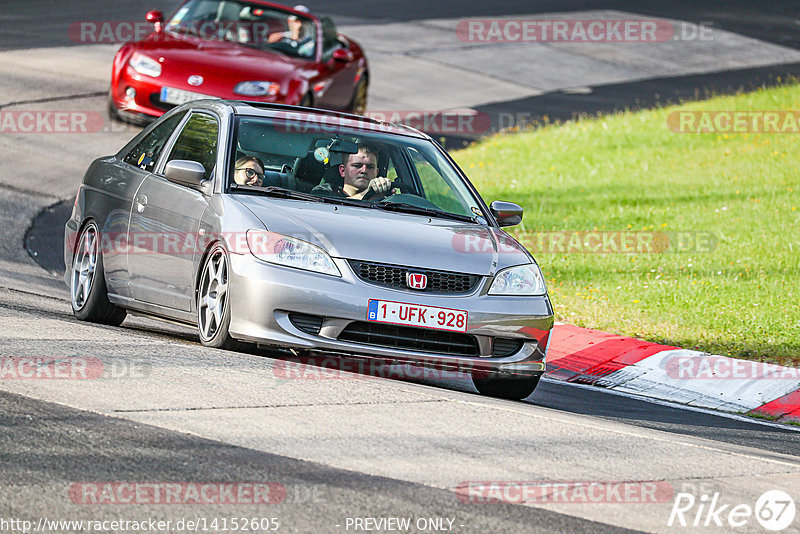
[165,0,316,59]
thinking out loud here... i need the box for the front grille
[492,338,523,357]
[338,321,479,357]
[289,313,323,335]
[349,260,480,294]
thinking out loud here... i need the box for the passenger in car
[312,145,396,200]
[233,156,265,186]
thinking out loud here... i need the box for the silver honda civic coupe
[65,100,553,399]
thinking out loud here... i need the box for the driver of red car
[267,5,314,57]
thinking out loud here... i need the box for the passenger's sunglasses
[236,167,264,180]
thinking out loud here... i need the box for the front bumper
[111,67,283,120]
[227,253,553,377]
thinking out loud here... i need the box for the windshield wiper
[372,201,478,223]
[236,186,365,207]
[256,186,323,202]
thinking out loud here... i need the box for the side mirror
[146,10,164,32]
[165,160,208,190]
[332,48,354,63]
[490,200,523,227]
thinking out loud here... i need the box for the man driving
[313,145,395,200]
[267,5,314,57]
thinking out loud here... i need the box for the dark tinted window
[122,111,186,171]
[165,113,219,181]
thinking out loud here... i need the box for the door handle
[136,194,148,213]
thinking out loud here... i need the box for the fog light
[124,87,136,100]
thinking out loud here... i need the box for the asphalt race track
[2,2,800,533]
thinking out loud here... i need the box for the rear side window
[122,111,186,171]
[164,113,219,181]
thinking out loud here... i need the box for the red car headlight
[234,81,280,97]
[129,52,162,78]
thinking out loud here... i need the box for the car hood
[233,196,532,275]
[136,32,310,81]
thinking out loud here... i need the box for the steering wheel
[362,180,404,202]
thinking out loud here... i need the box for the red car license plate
[367,299,468,332]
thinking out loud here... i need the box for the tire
[70,221,127,325]
[107,93,152,126]
[197,245,242,350]
[472,372,542,400]
[348,78,368,115]
[107,95,123,123]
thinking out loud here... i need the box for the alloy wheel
[71,224,98,311]
[198,248,229,341]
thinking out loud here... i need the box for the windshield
[165,0,316,59]
[229,116,487,223]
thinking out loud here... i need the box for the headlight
[234,81,280,97]
[129,53,162,77]
[246,230,340,277]
[488,263,547,296]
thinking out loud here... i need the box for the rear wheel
[70,221,127,325]
[197,245,242,350]
[472,372,541,400]
[349,78,368,115]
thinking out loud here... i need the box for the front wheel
[472,372,541,400]
[70,221,127,325]
[197,245,242,350]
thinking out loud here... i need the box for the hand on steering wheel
[361,177,398,201]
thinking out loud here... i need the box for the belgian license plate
[160,86,216,106]
[367,300,468,333]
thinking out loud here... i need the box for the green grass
[453,82,800,362]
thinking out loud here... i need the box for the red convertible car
[108,0,369,123]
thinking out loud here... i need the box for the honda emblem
[406,272,427,290]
